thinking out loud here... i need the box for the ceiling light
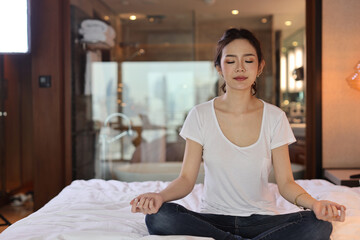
[104,16,110,21]
[261,18,267,23]
[231,10,239,15]
[285,20,292,26]
[292,41,298,47]
[129,15,137,20]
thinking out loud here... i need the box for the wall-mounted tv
[0,0,30,54]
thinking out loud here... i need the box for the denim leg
[145,202,248,240]
[237,211,332,240]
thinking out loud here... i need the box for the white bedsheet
[1,179,359,240]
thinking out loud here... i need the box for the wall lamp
[347,61,360,90]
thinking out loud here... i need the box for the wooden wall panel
[31,0,71,210]
[64,0,72,186]
[305,0,322,178]
[19,55,34,187]
[0,53,33,201]
[4,56,22,192]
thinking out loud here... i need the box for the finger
[131,198,139,213]
[328,201,342,209]
[340,206,346,222]
[332,205,338,217]
[138,197,147,210]
[150,199,160,214]
[143,198,150,214]
[321,206,326,216]
[326,205,333,218]
[148,199,155,213]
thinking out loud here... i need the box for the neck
[220,89,256,113]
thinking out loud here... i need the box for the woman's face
[217,39,264,93]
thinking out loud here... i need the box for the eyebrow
[225,53,256,57]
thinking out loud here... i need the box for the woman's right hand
[130,192,164,215]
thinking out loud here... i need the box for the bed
[1,179,359,240]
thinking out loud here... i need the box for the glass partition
[70,0,305,181]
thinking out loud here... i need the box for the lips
[233,76,248,81]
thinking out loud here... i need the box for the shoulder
[261,100,288,128]
[185,99,213,126]
[262,100,285,117]
[191,99,213,115]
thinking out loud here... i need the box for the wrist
[159,191,167,202]
[294,192,316,210]
[309,199,319,211]
[294,192,307,207]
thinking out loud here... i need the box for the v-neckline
[211,98,265,149]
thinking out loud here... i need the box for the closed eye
[245,60,254,63]
[226,61,235,64]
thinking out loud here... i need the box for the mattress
[1,179,359,240]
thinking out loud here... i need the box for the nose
[236,63,245,72]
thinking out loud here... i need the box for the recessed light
[292,41,298,47]
[285,20,292,26]
[119,13,146,21]
[261,18,267,23]
[231,10,239,15]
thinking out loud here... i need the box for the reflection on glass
[91,61,217,179]
[121,61,217,164]
[280,28,306,125]
[70,0,305,180]
[91,62,118,123]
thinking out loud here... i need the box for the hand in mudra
[130,192,164,215]
[312,200,346,222]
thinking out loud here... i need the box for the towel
[79,19,116,47]
[81,19,109,32]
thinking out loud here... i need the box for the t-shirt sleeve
[270,112,296,149]
[179,107,204,146]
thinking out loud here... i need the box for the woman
[130,28,346,240]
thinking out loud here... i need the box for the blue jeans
[145,202,332,240]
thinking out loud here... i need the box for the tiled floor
[0,201,33,233]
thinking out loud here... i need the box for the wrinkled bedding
[1,179,359,240]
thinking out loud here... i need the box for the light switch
[39,75,51,88]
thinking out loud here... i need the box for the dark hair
[214,28,263,95]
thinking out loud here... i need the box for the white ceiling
[101,0,305,38]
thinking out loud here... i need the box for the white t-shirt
[179,98,296,216]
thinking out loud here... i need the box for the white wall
[322,0,360,168]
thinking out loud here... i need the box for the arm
[272,144,346,222]
[130,138,203,214]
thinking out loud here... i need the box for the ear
[216,65,223,78]
[258,60,265,75]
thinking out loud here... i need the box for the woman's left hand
[312,200,346,222]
